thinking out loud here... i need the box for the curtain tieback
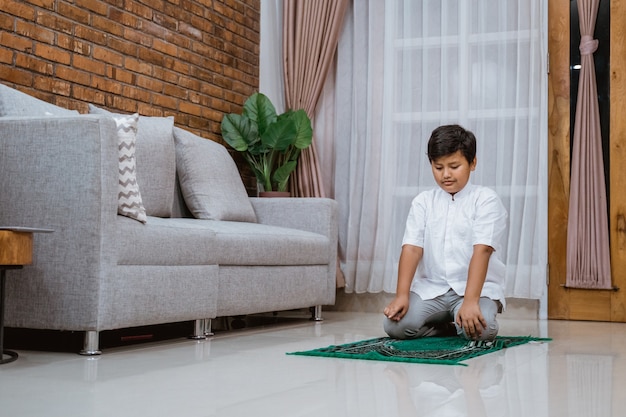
[579,35,598,55]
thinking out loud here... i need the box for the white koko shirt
[402,182,508,308]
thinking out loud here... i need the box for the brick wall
[0,0,260,190]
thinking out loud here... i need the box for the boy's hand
[384,295,410,321]
[455,301,487,339]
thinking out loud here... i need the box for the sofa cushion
[89,105,175,218]
[207,220,330,265]
[116,216,329,266]
[173,127,257,222]
[116,216,217,265]
[115,113,147,223]
[0,83,79,116]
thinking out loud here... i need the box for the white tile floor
[1,311,625,417]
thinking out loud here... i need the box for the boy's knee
[479,320,499,341]
[383,318,408,339]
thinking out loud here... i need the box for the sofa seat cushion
[117,216,330,266]
[200,220,330,266]
[117,216,218,265]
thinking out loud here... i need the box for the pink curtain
[282,0,348,198]
[566,0,611,289]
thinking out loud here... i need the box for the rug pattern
[288,336,550,366]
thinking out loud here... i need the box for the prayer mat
[287,335,551,366]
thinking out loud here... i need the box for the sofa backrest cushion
[89,105,176,218]
[173,127,257,222]
[0,83,79,117]
[114,113,147,223]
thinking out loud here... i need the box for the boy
[383,124,507,341]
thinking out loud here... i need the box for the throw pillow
[173,127,257,222]
[0,83,79,116]
[88,104,175,218]
[115,113,147,223]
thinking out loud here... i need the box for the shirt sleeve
[472,189,508,253]
[402,194,426,248]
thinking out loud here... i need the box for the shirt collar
[442,181,473,201]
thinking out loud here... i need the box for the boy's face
[430,150,476,195]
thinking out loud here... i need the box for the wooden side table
[0,227,52,364]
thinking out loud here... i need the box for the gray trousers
[383,289,500,341]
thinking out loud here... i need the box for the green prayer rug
[287,336,551,366]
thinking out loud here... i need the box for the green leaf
[220,114,256,152]
[243,93,277,136]
[261,119,297,151]
[289,109,313,149]
[273,160,297,192]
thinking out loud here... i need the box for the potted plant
[220,93,313,195]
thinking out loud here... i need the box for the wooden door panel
[548,0,626,322]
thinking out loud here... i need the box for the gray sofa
[0,83,337,354]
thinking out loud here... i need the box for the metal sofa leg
[80,331,102,356]
[204,318,214,336]
[311,305,323,321]
[190,319,214,340]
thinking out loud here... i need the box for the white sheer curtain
[332,0,548,298]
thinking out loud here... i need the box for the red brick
[56,65,91,86]
[106,94,137,112]
[152,38,177,57]
[33,76,71,96]
[178,100,203,117]
[107,66,135,84]
[0,48,13,64]
[15,20,55,44]
[34,44,71,65]
[163,83,187,100]
[139,19,168,38]
[75,0,109,15]
[137,101,165,117]
[73,54,106,75]
[0,32,33,52]
[0,13,14,31]
[91,15,125,37]
[153,66,179,84]
[178,76,200,91]
[58,2,91,25]
[0,0,36,21]
[0,65,34,86]
[91,76,123,94]
[107,36,138,56]
[122,85,150,102]
[153,12,178,32]
[125,57,153,76]
[92,45,124,66]
[28,0,55,10]
[108,9,139,29]
[74,24,107,44]
[123,27,152,47]
[72,85,105,104]
[15,53,53,75]
[36,12,73,34]
[137,46,165,66]
[178,21,203,40]
[125,1,153,20]
[152,93,178,110]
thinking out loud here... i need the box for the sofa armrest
[0,115,119,328]
[249,197,338,242]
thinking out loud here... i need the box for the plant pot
[259,191,290,198]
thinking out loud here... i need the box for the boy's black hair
[427,124,476,164]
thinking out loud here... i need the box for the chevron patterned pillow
[115,113,147,223]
